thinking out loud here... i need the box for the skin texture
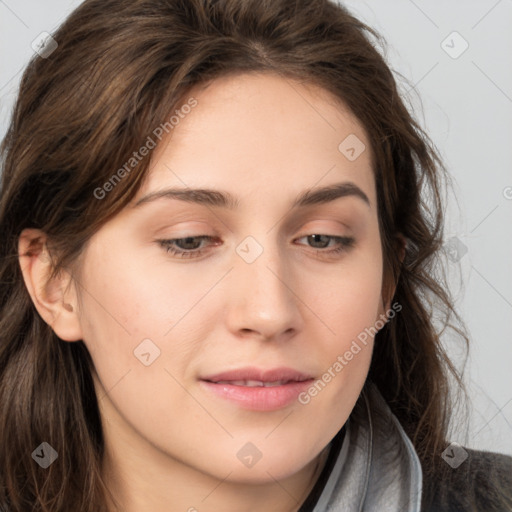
[18,72,396,512]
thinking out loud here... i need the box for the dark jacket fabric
[422,447,512,511]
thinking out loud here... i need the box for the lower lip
[199,379,314,411]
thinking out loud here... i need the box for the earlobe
[397,233,407,264]
[18,228,83,342]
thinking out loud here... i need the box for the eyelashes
[157,234,356,260]
[158,235,220,259]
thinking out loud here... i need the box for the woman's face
[69,73,388,483]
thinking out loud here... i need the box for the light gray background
[1,1,511,455]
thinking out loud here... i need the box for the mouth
[199,366,315,411]
[209,379,305,387]
[201,366,313,383]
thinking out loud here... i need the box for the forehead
[137,72,376,209]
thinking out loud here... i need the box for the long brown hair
[0,0,496,510]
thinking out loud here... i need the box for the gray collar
[311,383,423,511]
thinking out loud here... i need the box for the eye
[157,234,355,259]
[295,234,356,255]
[157,236,219,259]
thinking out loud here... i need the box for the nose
[223,238,304,342]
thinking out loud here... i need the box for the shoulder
[422,447,512,511]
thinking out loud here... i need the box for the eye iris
[308,234,330,249]
[177,237,202,250]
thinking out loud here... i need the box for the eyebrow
[132,181,371,210]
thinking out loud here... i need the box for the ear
[18,228,83,342]
[378,232,407,318]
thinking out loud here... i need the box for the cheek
[304,253,383,344]
[297,287,379,439]
[77,242,199,339]
[76,247,219,398]
[296,248,383,411]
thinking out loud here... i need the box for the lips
[214,380,291,387]
[199,366,315,411]
[201,366,314,385]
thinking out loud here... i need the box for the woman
[0,0,510,510]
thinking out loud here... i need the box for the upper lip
[201,366,314,383]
